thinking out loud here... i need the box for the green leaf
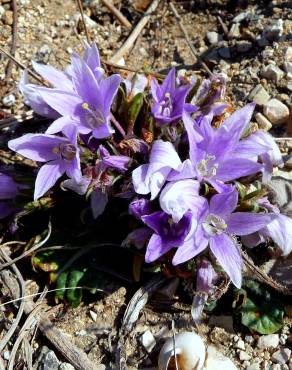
[66,268,87,308]
[125,93,144,132]
[234,279,284,334]
[55,271,69,301]
[32,250,62,272]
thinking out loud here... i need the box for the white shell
[158,332,206,370]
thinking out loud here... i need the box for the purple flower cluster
[6,43,292,297]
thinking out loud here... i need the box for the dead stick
[242,251,292,295]
[169,2,212,76]
[5,0,17,79]
[101,0,131,29]
[0,47,49,86]
[76,0,90,44]
[110,0,162,63]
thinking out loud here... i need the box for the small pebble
[89,310,97,322]
[245,335,254,344]
[248,84,271,105]
[263,19,283,40]
[246,364,260,370]
[206,31,222,45]
[139,330,156,353]
[272,348,291,365]
[261,64,284,82]
[59,363,75,370]
[257,334,280,349]
[3,10,13,25]
[3,351,10,360]
[239,351,251,361]
[263,99,290,125]
[235,339,245,351]
[228,23,241,38]
[255,112,272,131]
[218,47,231,59]
[2,94,16,107]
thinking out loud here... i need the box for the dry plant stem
[242,251,292,295]
[1,278,98,370]
[0,222,52,271]
[217,15,229,37]
[169,2,213,76]
[101,0,132,28]
[0,47,49,86]
[111,113,126,137]
[104,60,165,78]
[5,0,17,79]
[0,250,25,354]
[76,0,90,44]
[110,0,162,64]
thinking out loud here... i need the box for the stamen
[196,154,218,178]
[202,214,227,236]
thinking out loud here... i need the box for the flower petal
[90,189,108,219]
[132,164,150,195]
[216,157,263,182]
[46,116,77,134]
[149,140,182,168]
[210,233,242,288]
[159,179,202,222]
[34,160,66,200]
[209,186,238,218]
[32,61,73,91]
[265,214,292,256]
[228,212,274,235]
[145,234,171,263]
[182,111,204,165]
[8,134,64,162]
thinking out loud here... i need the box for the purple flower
[123,73,148,100]
[191,259,218,322]
[8,125,81,200]
[0,173,19,200]
[129,198,154,219]
[242,198,292,256]
[172,187,274,287]
[98,145,130,172]
[150,68,194,126]
[36,53,121,139]
[177,104,265,192]
[142,210,195,263]
[132,140,183,200]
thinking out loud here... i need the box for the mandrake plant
[1,42,292,331]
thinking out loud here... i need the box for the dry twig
[76,0,90,44]
[110,0,162,64]
[5,0,18,79]
[101,0,131,28]
[169,2,212,76]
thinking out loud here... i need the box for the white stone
[257,334,280,349]
[89,310,97,322]
[272,348,291,364]
[233,12,249,23]
[59,363,75,370]
[284,62,292,74]
[3,351,10,360]
[246,364,260,370]
[285,47,292,62]
[2,94,15,107]
[248,84,271,105]
[264,19,283,40]
[140,330,156,353]
[229,23,241,38]
[271,365,281,370]
[255,112,272,131]
[262,64,284,82]
[239,351,251,361]
[263,99,290,125]
[206,31,222,45]
[0,5,5,19]
[204,345,238,370]
[235,340,245,351]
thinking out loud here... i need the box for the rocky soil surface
[0,0,291,369]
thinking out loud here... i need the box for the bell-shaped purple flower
[0,173,20,219]
[129,198,154,219]
[172,186,274,287]
[142,210,195,263]
[98,145,130,172]
[175,104,268,192]
[8,125,81,200]
[150,68,194,126]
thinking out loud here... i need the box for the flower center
[82,102,105,129]
[160,92,173,117]
[53,143,76,161]
[202,214,227,236]
[196,154,218,178]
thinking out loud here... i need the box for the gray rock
[218,47,231,59]
[41,350,60,370]
[272,348,291,364]
[235,339,245,351]
[35,45,51,63]
[264,19,283,40]
[205,345,238,370]
[248,84,270,105]
[284,62,292,74]
[2,94,15,107]
[257,334,280,349]
[206,31,222,45]
[286,46,292,62]
[262,64,284,82]
[263,99,290,125]
[3,351,10,360]
[139,330,156,352]
[0,5,5,19]
[256,35,269,47]
[237,41,252,53]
